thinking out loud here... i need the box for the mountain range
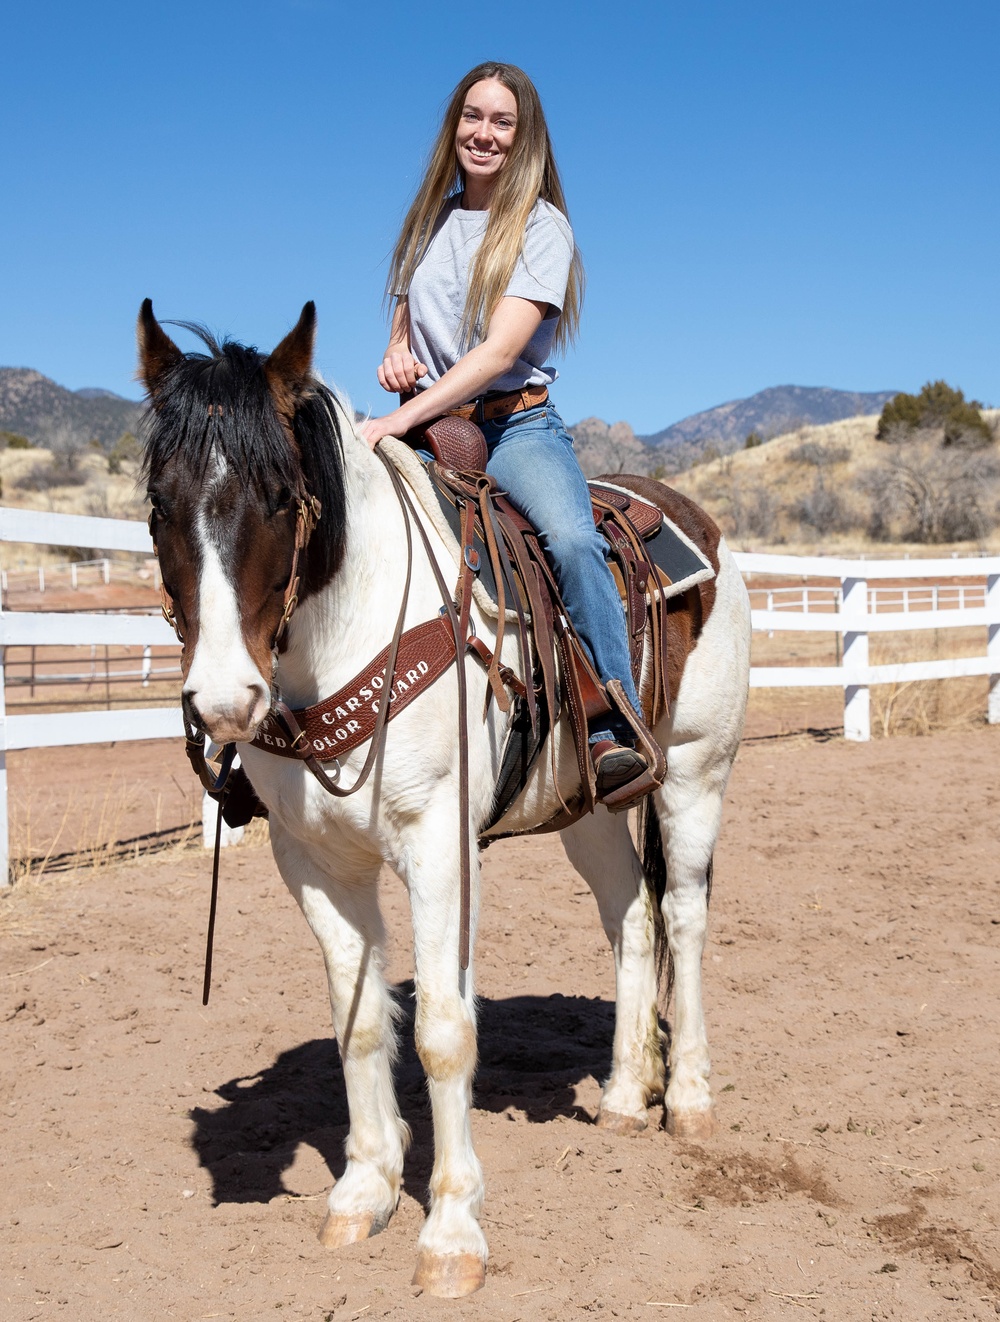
[640,384,897,464]
[0,368,142,447]
[0,367,896,474]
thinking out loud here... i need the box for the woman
[360,61,653,799]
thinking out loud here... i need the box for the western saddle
[413,414,671,834]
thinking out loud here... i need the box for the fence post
[988,573,1000,726]
[103,558,110,586]
[142,645,151,687]
[202,791,245,848]
[841,574,870,741]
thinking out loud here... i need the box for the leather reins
[170,445,479,1000]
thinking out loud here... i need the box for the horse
[137,299,751,1298]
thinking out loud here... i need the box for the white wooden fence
[0,508,182,887]
[0,507,998,883]
[736,552,1000,740]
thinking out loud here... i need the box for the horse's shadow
[189,984,617,1207]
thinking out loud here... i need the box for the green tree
[107,431,141,474]
[876,381,992,447]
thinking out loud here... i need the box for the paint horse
[138,300,751,1297]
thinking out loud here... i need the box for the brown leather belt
[446,384,548,425]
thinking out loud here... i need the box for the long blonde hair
[386,62,584,354]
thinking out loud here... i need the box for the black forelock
[141,330,299,492]
[140,326,348,590]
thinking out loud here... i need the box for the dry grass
[0,447,145,520]
[7,772,204,888]
[6,763,272,893]
[870,677,986,737]
[670,410,1000,555]
[868,628,989,736]
[239,817,271,848]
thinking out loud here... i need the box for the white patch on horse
[182,458,271,742]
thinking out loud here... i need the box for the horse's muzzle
[182,682,270,745]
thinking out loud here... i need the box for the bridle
[149,482,326,1008]
[149,490,323,795]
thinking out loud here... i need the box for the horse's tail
[637,794,714,1012]
[638,794,670,1009]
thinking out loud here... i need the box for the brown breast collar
[248,615,456,762]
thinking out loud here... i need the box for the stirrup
[594,679,666,812]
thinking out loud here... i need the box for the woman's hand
[377,350,428,394]
[360,296,549,450]
[359,412,406,450]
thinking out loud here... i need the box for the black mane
[141,325,348,588]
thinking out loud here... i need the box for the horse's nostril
[182,691,205,732]
[239,695,256,731]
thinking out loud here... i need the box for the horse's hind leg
[561,811,664,1136]
[270,826,408,1247]
[656,742,731,1140]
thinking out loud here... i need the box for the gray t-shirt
[405,196,574,394]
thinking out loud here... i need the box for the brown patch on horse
[237,505,301,675]
[599,473,721,636]
[136,299,183,401]
[153,520,202,682]
[264,301,317,430]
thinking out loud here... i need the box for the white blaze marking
[183,480,270,738]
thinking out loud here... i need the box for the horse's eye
[274,487,294,513]
[148,491,168,519]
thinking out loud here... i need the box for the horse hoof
[596,1109,648,1136]
[412,1251,486,1298]
[318,1210,387,1247]
[666,1109,716,1140]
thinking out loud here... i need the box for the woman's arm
[360,296,548,448]
[376,299,428,394]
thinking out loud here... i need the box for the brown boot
[591,679,666,812]
[590,739,648,798]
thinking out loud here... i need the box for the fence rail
[1,507,998,884]
[1,556,162,597]
[747,584,987,614]
[735,551,1000,740]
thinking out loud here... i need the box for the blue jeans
[481,401,642,720]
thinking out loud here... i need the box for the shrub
[861,439,1000,543]
[0,430,32,449]
[876,380,992,447]
[744,431,763,449]
[13,456,88,491]
[789,440,850,467]
[794,472,845,534]
[107,431,141,475]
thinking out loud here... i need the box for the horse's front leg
[270,823,409,1245]
[400,810,486,1298]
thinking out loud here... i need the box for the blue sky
[2,0,997,435]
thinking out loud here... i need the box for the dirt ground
[1,720,999,1321]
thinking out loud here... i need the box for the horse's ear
[137,299,182,397]
[265,302,316,410]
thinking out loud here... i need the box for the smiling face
[454,77,518,206]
